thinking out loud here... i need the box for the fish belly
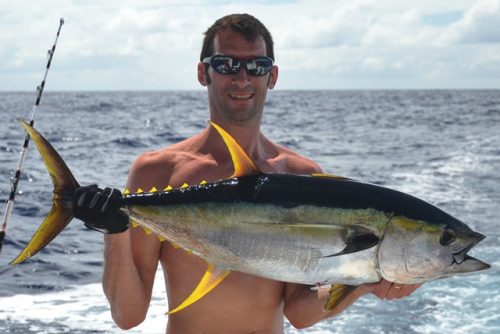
[128,203,385,285]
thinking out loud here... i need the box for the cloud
[268,0,500,89]
[440,0,500,44]
[275,0,500,50]
[277,1,376,48]
[0,0,499,90]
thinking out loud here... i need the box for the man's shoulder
[269,143,322,175]
[127,137,206,188]
[131,148,176,173]
[132,134,205,169]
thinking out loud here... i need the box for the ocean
[0,90,499,333]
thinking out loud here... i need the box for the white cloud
[277,1,375,48]
[0,0,499,90]
[440,0,500,44]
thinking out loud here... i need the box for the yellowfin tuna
[12,120,490,314]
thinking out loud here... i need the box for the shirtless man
[75,14,420,333]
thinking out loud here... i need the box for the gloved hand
[73,185,129,234]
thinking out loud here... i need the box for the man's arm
[102,229,161,329]
[101,154,165,329]
[284,280,422,329]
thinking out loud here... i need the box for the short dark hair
[200,14,275,62]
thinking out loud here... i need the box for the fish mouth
[452,232,490,271]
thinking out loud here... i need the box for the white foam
[1,266,498,333]
[0,269,168,333]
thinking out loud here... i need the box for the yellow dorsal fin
[149,186,158,193]
[311,173,348,180]
[167,263,230,314]
[136,188,144,194]
[208,121,259,177]
[164,185,173,191]
[180,183,189,189]
[123,188,130,195]
[200,180,207,185]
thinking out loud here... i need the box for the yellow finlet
[142,226,152,235]
[164,185,173,191]
[208,121,259,177]
[136,188,144,194]
[323,284,357,312]
[180,183,189,189]
[157,235,166,242]
[149,186,158,193]
[167,264,230,314]
[123,188,130,195]
[200,180,207,185]
[311,173,348,180]
[131,221,139,228]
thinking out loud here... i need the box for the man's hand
[73,185,129,234]
[361,279,422,300]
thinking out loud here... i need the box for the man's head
[200,13,274,62]
[198,14,278,127]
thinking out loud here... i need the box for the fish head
[378,215,490,284]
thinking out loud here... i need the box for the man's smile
[228,93,254,100]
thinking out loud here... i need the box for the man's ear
[198,63,208,86]
[268,66,278,89]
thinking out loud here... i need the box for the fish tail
[10,120,80,264]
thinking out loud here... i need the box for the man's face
[199,30,278,126]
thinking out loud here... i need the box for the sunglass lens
[211,56,238,74]
[209,56,273,76]
[247,58,273,76]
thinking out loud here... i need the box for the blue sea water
[0,90,499,333]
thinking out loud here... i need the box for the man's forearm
[103,232,150,329]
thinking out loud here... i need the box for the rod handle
[0,230,5,254]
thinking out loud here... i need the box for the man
[76,14,420,333]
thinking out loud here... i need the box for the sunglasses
[202,54,274,76]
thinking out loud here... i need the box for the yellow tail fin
[11,120,80,264]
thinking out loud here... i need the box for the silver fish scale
[128,202,387,285]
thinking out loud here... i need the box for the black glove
[73,185,129,234]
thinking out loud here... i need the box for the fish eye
[439,228,457,246]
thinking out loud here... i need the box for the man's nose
[232,67,250,86]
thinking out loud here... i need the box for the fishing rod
[0,18,64,255]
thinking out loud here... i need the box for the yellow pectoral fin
[167,264,230,315]
[323,284,358,312]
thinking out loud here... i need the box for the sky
[1,0,500,91]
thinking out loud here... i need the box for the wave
[0,269,168,334]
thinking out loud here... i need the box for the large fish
[12,120,489,314]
